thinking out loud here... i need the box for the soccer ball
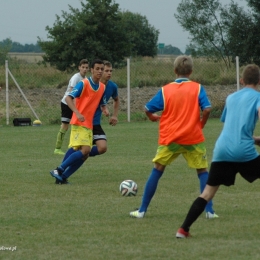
[119,180,138,196]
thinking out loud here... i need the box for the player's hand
[76,112,85,122]
[254,136,260,146]
[148,113,161,122]
[109,116,118,126]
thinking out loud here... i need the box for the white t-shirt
[61,72,86,104]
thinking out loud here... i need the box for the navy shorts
[207,156,260,186]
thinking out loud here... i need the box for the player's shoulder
[106,80,118,88]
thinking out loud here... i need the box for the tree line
[0,38,42,53]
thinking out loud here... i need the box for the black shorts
[207,156,260,186]
[93,125,107,144]
[61,102,73,124]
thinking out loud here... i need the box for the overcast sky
[0,0,248,52]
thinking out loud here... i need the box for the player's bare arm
[201,107,211,128]
[65,95,85,122]
[145,110,161,122]
[109,97,120,126]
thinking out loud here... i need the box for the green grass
[1,120,260,259]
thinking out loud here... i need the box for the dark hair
[103,60,112,67]
[79,59,88,66]
[91,59,104,69]
[242,64,260,85]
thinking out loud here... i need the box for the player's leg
[50,126,91,182]
[130,144,179,218]
[176,161,236,238]
[54,103,72,155]
[176,184,219,238]
[89,125,107,157]
[182,143,218,218]
[197,168,218,218]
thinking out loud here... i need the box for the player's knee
[80,146,91,156]
[98,146,107,154]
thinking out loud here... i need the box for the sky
[0,0,248,53]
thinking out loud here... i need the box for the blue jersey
[213,87,260,162]
[145,78,211,112]
[93,80,118,125]
[69,76,105,98]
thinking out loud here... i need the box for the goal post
[5,60,40,125]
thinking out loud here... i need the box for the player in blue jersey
[54,61,119,184]
[176,64,260,238]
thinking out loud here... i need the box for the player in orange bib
[130,55,218,219]
[50,59,108,183]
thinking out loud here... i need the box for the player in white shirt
[54,59,89,155]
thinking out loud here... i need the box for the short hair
[103,60,112,67]
[242,64,260,85]
[91,59,104,69]
[174,55,193,76]
[78,59,88,66]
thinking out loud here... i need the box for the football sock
[139,168,163,213]
[62,147,76,162]
[181,197,207,232]
[89,146,100,157]
[60,150,84,170]
[55,127,67,149]
[198,172,214,213]
[62,159,85,179]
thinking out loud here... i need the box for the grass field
[1,120,260,259]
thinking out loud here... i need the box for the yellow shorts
[68,125,93,149]
[152,142,208,169]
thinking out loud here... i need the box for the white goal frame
[5,60,40,125]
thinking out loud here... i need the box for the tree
[38,0,159,71]
[175,0,232,68]
[220,1,259,65]
[38,0,130,70]
[158,45,182,55]
[175,0,260,67]
[0,38,12,64]
[119,11,159,57]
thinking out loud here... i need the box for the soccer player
[90,60,119,157]
[50,59,108,183]
[130,55,218,219]
[54,61,119,184]
[176,64,260,238]
[54,59,89,155]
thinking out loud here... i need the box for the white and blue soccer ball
[119,180,138,197]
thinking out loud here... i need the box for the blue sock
[139,168,163,213]
[60,150,83,171]
[62,159,85,179]
[89,146,99,157]
[62,148,76,162]
[198,172,214,213]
